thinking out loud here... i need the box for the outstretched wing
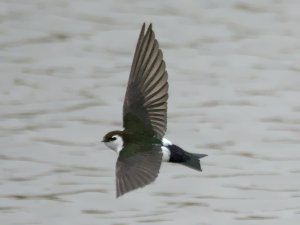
[116,144,162,197]
[123,23,168,139]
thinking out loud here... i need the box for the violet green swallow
[102,23,207,197]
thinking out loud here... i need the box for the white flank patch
[162,138,172,146]
[161,146,171,162]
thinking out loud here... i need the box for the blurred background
[1,0,300,224]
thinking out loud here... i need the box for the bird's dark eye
[108,137,117,141]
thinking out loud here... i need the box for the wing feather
[116,144,162,197]
[123,24,168,139]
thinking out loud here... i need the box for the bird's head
[102,131,124,153]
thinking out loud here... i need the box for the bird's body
[102,23,207,197]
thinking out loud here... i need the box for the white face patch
[104,135,123,153]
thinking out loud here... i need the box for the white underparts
[105,136,173,160]
[161,137,172,162]
[162,138,172,146]
[161,146,171,162]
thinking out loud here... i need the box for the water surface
[1,1,300,224]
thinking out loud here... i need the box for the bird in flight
[102,23,207,197]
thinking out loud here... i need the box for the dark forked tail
[182,153,207,171]
[168,145,207,171]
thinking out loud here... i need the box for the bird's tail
[181,153,207,171]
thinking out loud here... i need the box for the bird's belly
[161,146,171,162]
[161,138,172,162]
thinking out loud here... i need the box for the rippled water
[1,0,300,224]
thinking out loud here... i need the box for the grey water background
[1,0,300,224]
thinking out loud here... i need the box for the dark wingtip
[144,23,152,35]
[140,23,146,35]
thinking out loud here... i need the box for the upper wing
[123,23,168,139]
[116,143,162,197]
